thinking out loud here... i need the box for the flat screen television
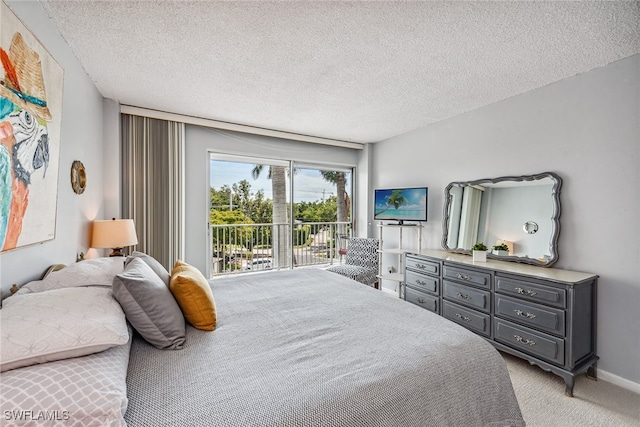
[374,187,428,224]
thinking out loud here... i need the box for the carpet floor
[503,352,640,427]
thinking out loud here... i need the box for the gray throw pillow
[113,258,186,349]
[125,251,171,287]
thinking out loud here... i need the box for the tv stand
[384,221,422,226]
[377,222,423,297]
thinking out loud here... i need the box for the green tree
[232,179,253,216]
[210,210,255,248]
[210,185,234,211]
[250,189,272,224]
[295,197,338,223]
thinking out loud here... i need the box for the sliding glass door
[209,153,353,276]
[292,165,352,268]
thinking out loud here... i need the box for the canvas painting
[0,1,63,252]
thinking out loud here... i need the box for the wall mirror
[442,172,561,267]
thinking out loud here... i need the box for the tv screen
[374,187,428,223]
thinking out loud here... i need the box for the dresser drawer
[406,256,440,276]
[405,287,439,313]
[494,319,565,366]
[442,301,490,337]
[495,276,566,309]
[495,295,565,336]
[405,270,439,294]
[443,264,491,289]
[443,280,490,313]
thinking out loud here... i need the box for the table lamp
[92,218,138,257]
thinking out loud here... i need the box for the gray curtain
[121,114,185,270]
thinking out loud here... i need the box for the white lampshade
[92,219,138,256]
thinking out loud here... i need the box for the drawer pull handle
[455,313,471,322]
[417,298,425,304]
[514,309,537,319]
[515,287,538,297]
[514,334,536,346]
[456,292,471,300]
[456,273,471,281]
[416,279,426,286]
[415,263,427,270]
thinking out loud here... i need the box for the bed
[1,257,525,427]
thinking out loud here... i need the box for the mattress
[124,268,525,426]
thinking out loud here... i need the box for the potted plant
[492,243,510,256]
[472,242,488,262]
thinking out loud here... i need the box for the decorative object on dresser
[442,172,561,266]
[91,218,138,256]
[492,243,511,256]
[377,222,422,296]
[472,242,488,262]
[404,250,598,397]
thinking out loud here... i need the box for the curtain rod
[120,105,364,150]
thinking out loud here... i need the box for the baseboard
[598,369,640,395]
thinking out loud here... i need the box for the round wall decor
[70,160,86,194]
[523,221,539,234]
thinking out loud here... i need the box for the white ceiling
[39,1,639,144]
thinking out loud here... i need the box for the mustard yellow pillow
[170,260,217,331]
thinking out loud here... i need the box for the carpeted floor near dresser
[503,352,640,427]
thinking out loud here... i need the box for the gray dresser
[404,249,598,397]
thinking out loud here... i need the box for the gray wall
[370,54,640,386]
[0,1,106,294]
[184,125,360,274]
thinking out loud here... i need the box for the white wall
[184,125,360,273]
[0,1,105,295]
[371,54,640,386]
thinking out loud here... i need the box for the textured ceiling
[38,1,639,144]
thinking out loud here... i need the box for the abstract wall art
[0,1,63,252]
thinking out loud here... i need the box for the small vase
[493,250,509,256]
[473,250,487,262]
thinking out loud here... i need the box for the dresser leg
[586,363,598,381]
[564,376,575,397]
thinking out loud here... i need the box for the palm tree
[319,171,348,223]
[251,165,289,268]
[376,189,409,215]
[320,171,349,256]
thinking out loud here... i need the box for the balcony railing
[210,221,351,276]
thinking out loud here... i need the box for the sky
[209,160,351,203]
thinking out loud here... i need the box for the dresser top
[410,249,598,284]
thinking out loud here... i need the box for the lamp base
[109,248,125,257]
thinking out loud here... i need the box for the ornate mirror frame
[441,172,562,267]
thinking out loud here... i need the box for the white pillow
[18,257,126,294]
[1,287,129,372]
